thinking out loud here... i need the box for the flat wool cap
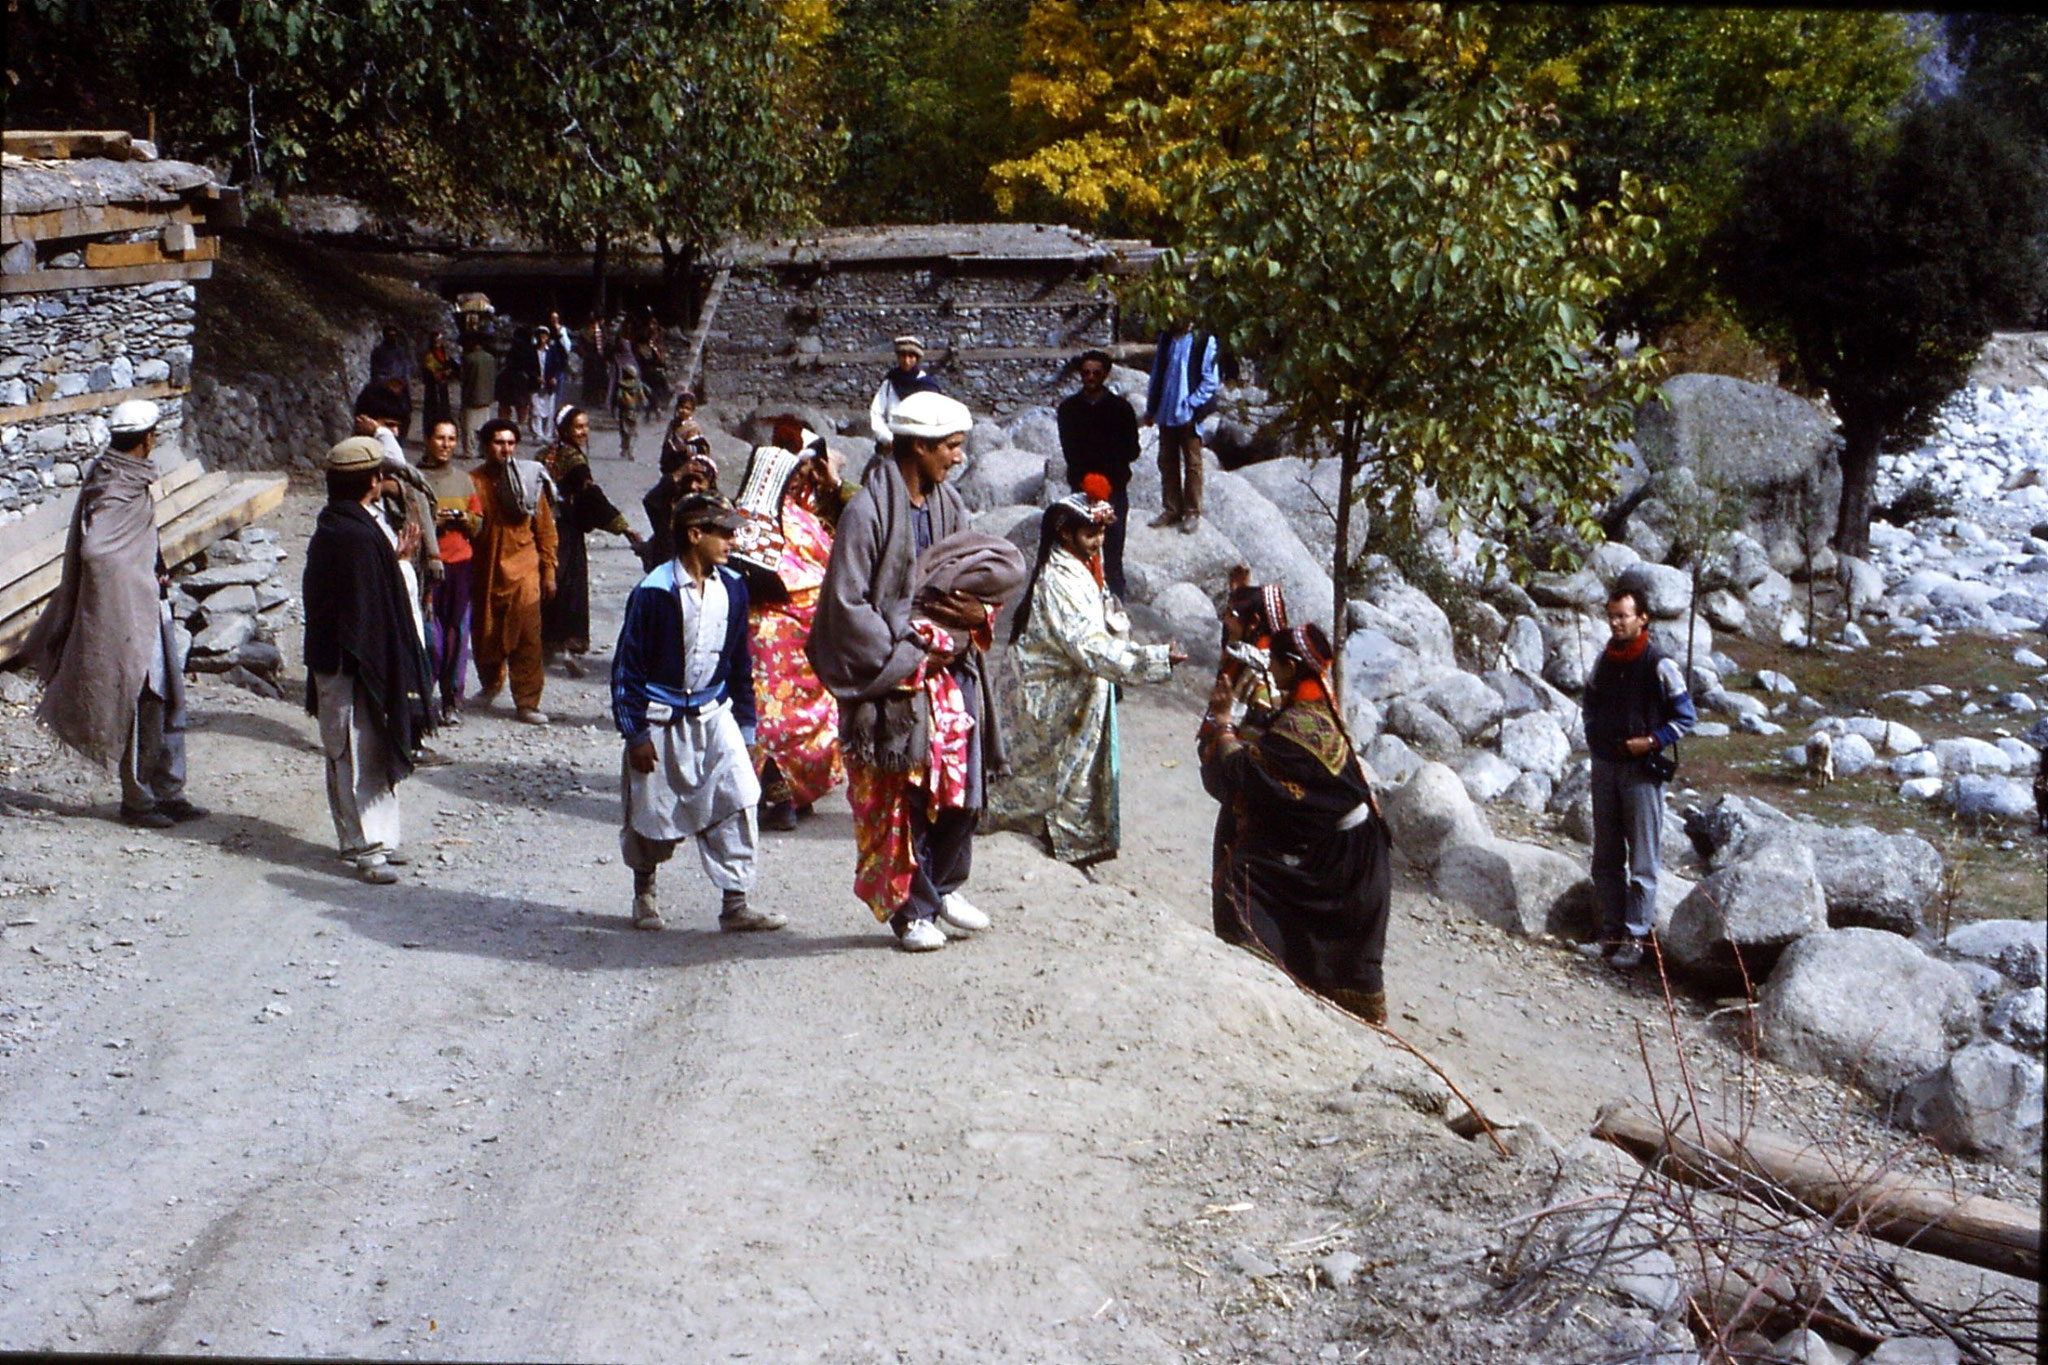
[326,436,387,472]
[887,391,973,441]
[892,335,926,356]
[106,399,162,436]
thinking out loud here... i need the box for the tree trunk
[1832,421,1882,560]
[1329,408,1363,693]
[591,232,610,319]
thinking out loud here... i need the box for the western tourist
[987,476,1184,865]
[539,405,645,678]
[866,334,941,455]
[302,436,436,885]
[612,492,786,934]
[420,419,482,723]
[808,391,1019,953]
[24,399,209,829]
[1143,320,1221,534]
[1199,621,1393,1025]
[469,418,559,725]
[1580,584,1696,971]
[1055,348,1140,596]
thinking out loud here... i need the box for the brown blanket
[24,450,164,767]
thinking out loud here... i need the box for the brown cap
[325,436,386,472]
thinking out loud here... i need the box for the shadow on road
[264,868,891,970]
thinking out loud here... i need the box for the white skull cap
[886,391,972,441]
[106,399,162,436]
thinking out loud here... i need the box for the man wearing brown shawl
[468,418,558,724]
[807,390,1010,953]
[25,400,207,829]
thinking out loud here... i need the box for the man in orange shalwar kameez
[469,418,559,724]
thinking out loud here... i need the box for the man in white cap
[808,389,1006,952]
[301,436,437,883]
[25,399,208,828]
[867,334,941,455]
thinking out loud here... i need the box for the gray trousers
[120,688,187,815]
[316,672,404,864]
[1589,756,1662,941]
[620,809,757,894]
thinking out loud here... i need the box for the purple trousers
[431,559,474,710]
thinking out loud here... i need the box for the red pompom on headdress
[1080,472,1113,504]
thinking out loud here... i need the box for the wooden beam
[1592,1102,2039,1280]
[0,380,184,427]
[0,259,212,295]
[80,236,217,269]
[0,458,204,597]
[0,203,203,247]
[3,130,135,160]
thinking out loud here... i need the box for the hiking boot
[896,918,947,952]
[1148,510,1181,528]
[158,798,210,823]
[938,892,990,935]
[120,807,174,830]
[358,860,400,886]
[516,708,551,726]
[1609,939,1647,971]
[719,903,788,933]
[760,800,799,832]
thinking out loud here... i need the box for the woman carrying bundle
[1198,621,1394,1025]
[987,474,1184,866]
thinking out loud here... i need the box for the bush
[1876,478,1955,527]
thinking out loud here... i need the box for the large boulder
[1891,1042,2044,1165]
[1141,583,1223,671]
[1498,710,1572,779]
[1362,733,1423,787]
[1419,671,1507,741]
[1931,737,2012,775]
[1951,774,2037,823]
[1433,838,1585,937]
[1120,515,1244,598]
[1005,406,1063,458]
[1202,469,1335,629]
[1234,457,1350,568]
[1699,530,1772,592]
[1631,373,1842,573]
[1939,920,2046,988]
[1455,751,1520,804]
[1385,696,1462,755]
[1503,615,1545,673]
[1340,627,1429,703]
[1350,560,1456,670]
[1759,928,1979,1095]
[1552,871,1694,943]
[1801,825,1944,936]
[1381,761,1489,871]
[1542,619,1604,692]
[952,445,1047,512]
[1664,838,1829,983]
[1617,562,1693,619]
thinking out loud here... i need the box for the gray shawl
[807,456,1006,776]
[24,450,166,766]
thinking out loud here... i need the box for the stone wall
[185,315,384,473]
[0,280,196,516]
[701,262,1114,418]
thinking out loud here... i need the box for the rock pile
[167,525,294,698]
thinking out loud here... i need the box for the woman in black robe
[539,405,644,675]
[1199,621,1394,1025]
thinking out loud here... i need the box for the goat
[1805,730,1836,787]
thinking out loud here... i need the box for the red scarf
[1293,677,1328,704]
[1604,632,1649,664]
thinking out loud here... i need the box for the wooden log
[1591,1102,2039,1280]
[3,130,135,160]
[0,203,203,247]
[0,379,185,427]
[0,258,212,295]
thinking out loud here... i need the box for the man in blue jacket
[611,493,787,933]
[1143,321,1221,534]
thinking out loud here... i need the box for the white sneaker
[516,708,551,726]
[939,893,990,934]
[897,918,948,952]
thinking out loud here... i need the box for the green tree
[1713,100,2048,560]
[1949,14,2048,143]
[1486,7,1925,334]
[819,0,1034,224]
[1130,2,1665,647]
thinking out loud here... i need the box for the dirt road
[2,476,2033,1362]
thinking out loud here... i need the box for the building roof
[724,222,1162,272]
[2,132,221,220]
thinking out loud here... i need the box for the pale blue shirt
[1152,331,1220,428]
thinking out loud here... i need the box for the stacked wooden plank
[0,453,286,667]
